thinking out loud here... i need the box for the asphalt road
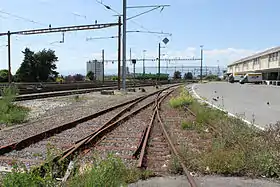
[190,82,280,128]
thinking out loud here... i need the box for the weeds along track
[0,85,179,171]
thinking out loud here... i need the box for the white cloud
[204,48,258,66]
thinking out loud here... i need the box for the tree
[15,48,59,82]
[73,74,84,81]
[0,69,10,82]
[86,71,95,81]
[184,72,193,80]
[173,71,182,79]
[65,75,74,82]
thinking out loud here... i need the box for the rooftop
[228,46,280,67]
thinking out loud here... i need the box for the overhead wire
[86,36,118,41]
[0,10,46,27]
[95,0,167,39]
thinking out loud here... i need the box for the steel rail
[28,85,179,177]
[157,100,198,187]
[0,92,155,155]
[58,92,168,162]
[133,86,198,187]
[156,110,197,187]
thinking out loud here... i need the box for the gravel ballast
[0,86,166,146]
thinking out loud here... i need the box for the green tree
[0,69,10,82]
[73,74,84,81]
[184,72,193,80]
[35,49,59,81]
[15,48,59,82]
[173,71,182,79]
[86,71,95,81]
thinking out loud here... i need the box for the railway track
[3,81,179,101]
[0,84,197,186]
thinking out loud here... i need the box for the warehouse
[227,46,280,81]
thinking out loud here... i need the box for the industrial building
[86,60,104,81]
[227,46,280,80]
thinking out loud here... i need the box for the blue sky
[0,0,279,75]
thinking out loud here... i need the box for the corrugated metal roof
[228,46,280,67]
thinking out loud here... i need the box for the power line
[95,1,168,39]
[127,30,171,36]
[0,10,46,27]
[127,5,170,9]
[86,36,118,41]
[95,0,121,16]
[127,6,167,21]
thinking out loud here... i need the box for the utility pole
[94,59,97,80]
[143,50,146,76]
[200,45,203,83]
[132,59,136,87]
[7,31,11,84]
[122,0,127,90]
[158,43,161,83]
[102,49,105,83]
[118,16,121,90]
[130,48,132,64]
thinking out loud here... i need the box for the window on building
[253,58,260,65]
[276,52,279,61]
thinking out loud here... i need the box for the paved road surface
[130,176,280,187]
[190,82,280,129]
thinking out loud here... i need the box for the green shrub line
[0,86,30,125]
[170,86,280,178]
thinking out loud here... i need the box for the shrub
[69,154,128,187]
[0,86,29,124]
[2,163,57,187]
[169,89,194,108]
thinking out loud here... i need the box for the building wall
[86,60,104,81]
[227,51,280,75]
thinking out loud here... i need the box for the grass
[169,87,194,108]
[1,164,57,187]
[0,86,30,125]
[0,144,59,187]
[169,155,183,174]
[69,154,154,187]
[181,121,195,130]
[170,86,280,178]
[0,147,153,187]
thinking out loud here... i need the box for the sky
[0,0,279,76]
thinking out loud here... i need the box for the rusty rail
[24,84,180,178]
[58,93,168,162]
[134,87,198,187]
[0,86,179,155]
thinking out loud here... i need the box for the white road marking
[190,84,265,131]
